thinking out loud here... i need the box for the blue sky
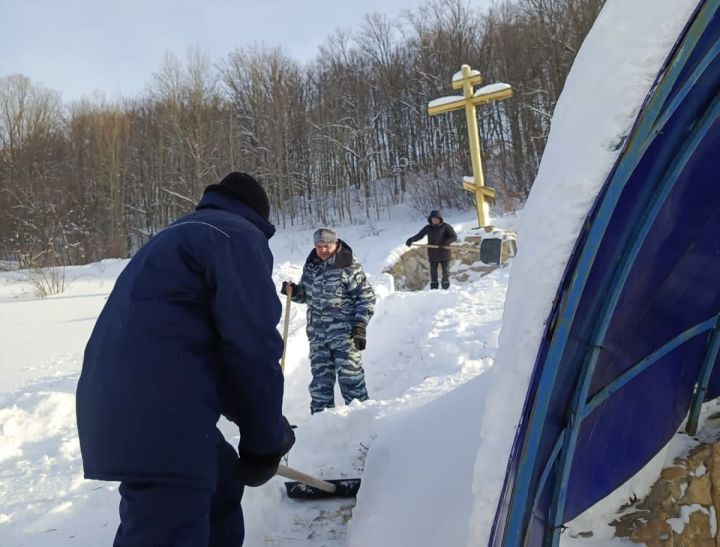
[1,0,448,103]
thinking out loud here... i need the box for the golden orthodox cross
[428,64,512,227]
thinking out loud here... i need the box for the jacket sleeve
[347,263,375,325]
[445,224,458,244]
[407,225,430,244]
[209,229,286,458]
[291,263,311,304]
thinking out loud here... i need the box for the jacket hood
[427,209,444,223]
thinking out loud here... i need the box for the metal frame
[548,91,720,546]
[686,317,720,435]
[497,2,720,543]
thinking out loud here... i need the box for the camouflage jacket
[292,240,375,342]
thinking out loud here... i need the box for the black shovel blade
[284,478,362,499]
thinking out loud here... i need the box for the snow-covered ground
[0,0,703,545]
[0,206,515,546]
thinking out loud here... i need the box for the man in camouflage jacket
[281,228,375,414]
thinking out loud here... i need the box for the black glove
[352,323,367,351]
[237,416,296,487]
[280,281,297,296]
[405,239,412,247]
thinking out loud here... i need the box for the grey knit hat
[313,228,338,245]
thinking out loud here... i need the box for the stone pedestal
[385,228,517,291]
[464,228,517,265]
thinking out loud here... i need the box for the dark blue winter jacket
[76,190,286,491]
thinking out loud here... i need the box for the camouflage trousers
[308,338,369,414]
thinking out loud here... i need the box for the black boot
[430,283,439,290]
[441,282,450,290]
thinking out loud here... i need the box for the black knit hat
[204,172,270,220]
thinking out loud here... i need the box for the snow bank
[467,0,700,543]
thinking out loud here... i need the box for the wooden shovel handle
[410,243,480,252]
[277,464,337,493]
[280,288,292,372]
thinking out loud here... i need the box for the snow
[453,68,481,82]
[0,206,513,546]
[474,83,511,97]
[0,0,703,545]
[428,94,464,109]
[427,84,510,110]
[667,504,708,534]
[0,260,125,394]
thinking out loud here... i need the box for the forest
[0,0,604,267]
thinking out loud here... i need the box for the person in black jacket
[76,172,295,547]
[405,209,458,289]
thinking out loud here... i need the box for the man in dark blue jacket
[76,172,294,547]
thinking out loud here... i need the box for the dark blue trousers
[114,440,245,547]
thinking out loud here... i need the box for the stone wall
[384,245,496,290]
[611,440,720,546]
[385,231,517,291]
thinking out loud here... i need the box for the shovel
[280,287,292,372]
[277,464,362,499]
[410,243,480,252]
